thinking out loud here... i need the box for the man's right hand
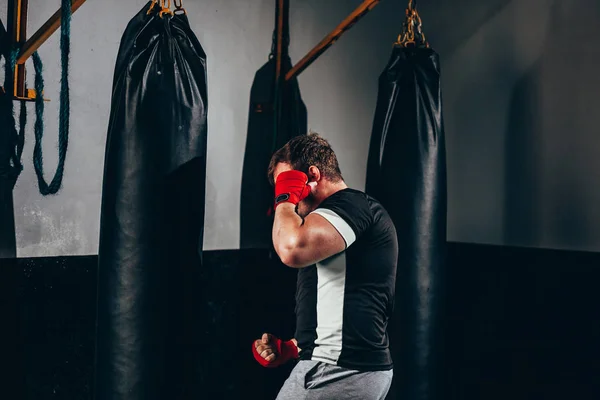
[252,333,299,368]
[254,333,278,363]
[274,170,312,209]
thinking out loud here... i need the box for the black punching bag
[0,20,19,258]
[95,3,208,399]
[365,10,447,400]
[240,1,307,249]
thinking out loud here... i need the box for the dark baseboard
[1,243,599,399]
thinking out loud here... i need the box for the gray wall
[2,0,599,257]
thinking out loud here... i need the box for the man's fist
[254,333,277,363]
[252,333,299,368]
[274,170,311,209]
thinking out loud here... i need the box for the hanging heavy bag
[237,3,306,396]
[95,2,208,399]
[365,3,447,399]
[239,1,307,250]
[0,64,19,257]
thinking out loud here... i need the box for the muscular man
[252,133,398,399]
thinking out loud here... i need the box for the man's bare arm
[272,203,346,268]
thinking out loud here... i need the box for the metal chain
[147,0,158,14]
[148,0,180,17]
[160,0,174,18]
[395,1,428,48]
[174,0,187,15]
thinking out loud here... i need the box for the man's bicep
[290,213,346,267]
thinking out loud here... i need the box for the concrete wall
[430,0,600,251]
[2,0,599,257]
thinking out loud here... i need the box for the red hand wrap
[274,170,311,209]
[252,335,299,368]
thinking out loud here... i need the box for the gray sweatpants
[275,360,393,400]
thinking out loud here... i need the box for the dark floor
[1,243,599,399]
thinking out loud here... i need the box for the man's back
[295,188,398,371]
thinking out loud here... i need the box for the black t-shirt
[294,188,398,371]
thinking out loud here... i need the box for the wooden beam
[274,0,285,82]
[7,0,28,97]
[286,0,380,82]
[16,0,28,97]
[17,0,86,65]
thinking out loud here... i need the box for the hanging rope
[395,0,429,48]
[1,0,71,195]
[32,0,72,195]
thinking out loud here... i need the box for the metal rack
[0,0,87,101]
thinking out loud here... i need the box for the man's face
[273,162,318,218]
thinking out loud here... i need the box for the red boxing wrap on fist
[274,170,311,209]
[252,336,299,368]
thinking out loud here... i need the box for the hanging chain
[395,0,428,47]
[174,0,187,15]
[148,0,179,17]
[159,0,174,17]
[147,0,158,14]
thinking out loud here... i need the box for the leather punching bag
[95,3,208,399]
[239,1,307,249]
[365,22,447,400]
[0,19,18,258]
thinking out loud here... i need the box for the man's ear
[307,166,321,183]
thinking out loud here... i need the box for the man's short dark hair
[267,132,344,186]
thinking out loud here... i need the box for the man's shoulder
[318,189,372,217]
[321,188,388,213]
[322,188,368,205]
[312,189,373,241]
[327,190,395,234]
